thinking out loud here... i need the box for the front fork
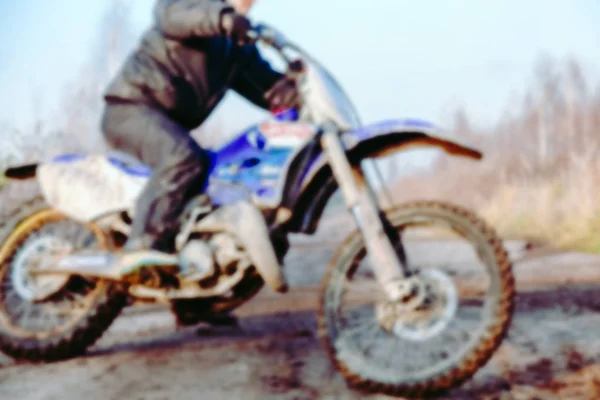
[320,126,413,302]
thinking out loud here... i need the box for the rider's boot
[116,194,213,281]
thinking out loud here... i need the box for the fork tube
[320,125,409,300]
[361,158,393,211]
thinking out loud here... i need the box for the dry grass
[390,160,600,254]
[479,168,600,253]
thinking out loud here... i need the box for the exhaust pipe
[31,251,180,280]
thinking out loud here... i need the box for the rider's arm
[154,0,233,39]
[231,45,285,110]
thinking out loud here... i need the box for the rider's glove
[265,77,301,112]
[220,10,253,46]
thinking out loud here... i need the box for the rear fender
[3,154,149,223]
[287,119,482,233]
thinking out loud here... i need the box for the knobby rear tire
[0,197,127,362]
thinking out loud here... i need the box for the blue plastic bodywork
[51,110,437,210]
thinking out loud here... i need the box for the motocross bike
[0,23,514,397]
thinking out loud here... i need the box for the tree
[532,55,560,165]
[59,0,135,153]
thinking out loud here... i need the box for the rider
[102,0,298,264]
[101,0,299,325]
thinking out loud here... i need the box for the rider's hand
[265,77,301,112]
[220,10,253,46]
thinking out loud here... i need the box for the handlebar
[247,23,308,79]
[247,24,313,116]
[247,23,287,50]
[247,23,362,128]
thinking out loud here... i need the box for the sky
[0,0,599,144]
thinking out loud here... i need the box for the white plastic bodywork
[191,200,287,293]
[36,153,148,223]
[299,62,361,130]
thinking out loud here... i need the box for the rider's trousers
[101,102,211,253]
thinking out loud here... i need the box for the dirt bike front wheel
[318,201,514,397]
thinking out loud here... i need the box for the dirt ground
[2,215,600,399]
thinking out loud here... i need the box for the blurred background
[0,0,599,251]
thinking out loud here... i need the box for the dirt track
[2,216,600,399]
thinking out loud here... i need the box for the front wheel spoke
[455,305,483,322]
[341,315,379,344]
[360,322,383,355]
[424,337,452,361]
[445,314,477,339]
[418,322,474,364]
[385,337,409,369]
[341,305,372,327]
[415,260,481,274]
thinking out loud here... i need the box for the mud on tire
[0,197,127,362]
[318,201,515,397]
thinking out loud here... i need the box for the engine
[178,232,253,289]
[128,199,290,300]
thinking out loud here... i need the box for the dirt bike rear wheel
[318,201,514,397]
[0,197,126,362]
